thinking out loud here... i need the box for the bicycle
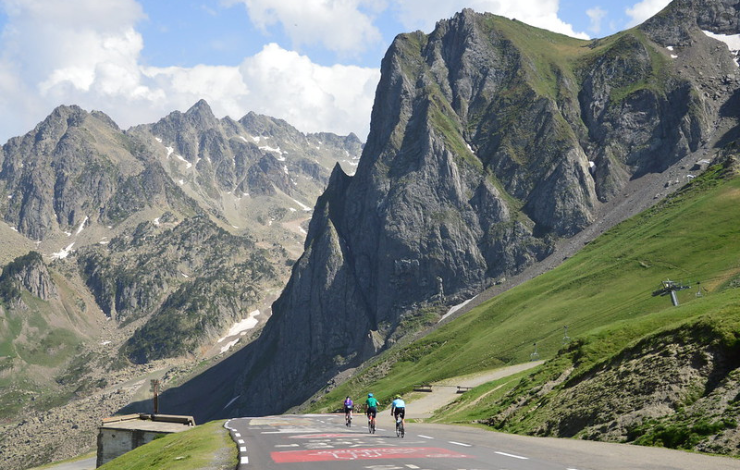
[345,411,352,427]
[368,416,376,434]
[395,418,404,438]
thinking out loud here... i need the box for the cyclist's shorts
[344,406,353,413]
[393,407,406,419]
[366,406,377,418]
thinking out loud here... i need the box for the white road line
[496,451,529,460]
[234,433,241,438]
[275,444,300,448]
[449,441,472,447]
[238,439,245,444]
[418,435,434,439]
[239,446,247,452]
[406,465,420,469]
[240,456,249,464]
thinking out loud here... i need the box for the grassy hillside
[307,158,740,436]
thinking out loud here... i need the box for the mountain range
[0,101,361,468]
[153,0,740,421]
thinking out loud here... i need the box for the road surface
[225,413,740,470]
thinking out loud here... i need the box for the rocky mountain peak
[184,98,219,128]
[641,0,740,46]
[163,2,740,420]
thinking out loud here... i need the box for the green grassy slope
[308,159,740,415]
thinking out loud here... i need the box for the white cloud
[625,0,671,27]
[226,0,385,57]
[236,44,379,138]
[587,7,607,35]
[393,0,589,39]
[0,0,378,143]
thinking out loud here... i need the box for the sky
[0,0,673,144]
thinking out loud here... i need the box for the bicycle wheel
[371,420,376,434]
[400,422,404,438]
[395,421,400,437]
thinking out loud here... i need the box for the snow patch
[100,341,111,346]
[155,137,162,143]
[165,146,174,158]
[666,45,674,51]
[291,198,312,212]
[259,145,285,160]
[75,216,88,235]
[218,311,261,353]
[63,231,72,237]
[238,136,249,143]
[176,154,192,169]
[153,217,160,226]
[299,227,307,235]
[223,395,240,410]
[283,165,289,175]
[289,207,297,212]
[178,179,185,185]
[10,226,17,232]
[702,30,740,66]
[220,339,239,354]
[52,242,75,260]
[7,195,12,199]
[439,296,478,322]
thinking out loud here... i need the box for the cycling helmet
[368,393,373,397]
[394,394,401,399]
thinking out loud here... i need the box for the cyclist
[343,396,354,426]
[365,393,379,430]
[390,394,406,430]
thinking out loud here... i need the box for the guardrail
[413,384,433,392]
[456,386,473,394]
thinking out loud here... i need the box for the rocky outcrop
[165,1,740,418]
[0,252,57,301]
[487,316,740,455]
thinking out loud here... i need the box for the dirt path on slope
[401,361,544,419]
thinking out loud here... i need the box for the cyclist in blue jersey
[390,394,406,429]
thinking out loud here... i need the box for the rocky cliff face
[168,0,740,418]
[0,251,57,303]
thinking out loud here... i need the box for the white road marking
[240,456,249,464]
[235,433,241,438]
[449,441,472,447]
[496,451,529,460]
[275,444,300,448]
[238,439,245,444]
[239,446,247,452]
[406,465,421,469]
[418,435,434,439]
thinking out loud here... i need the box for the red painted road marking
[271,447,471,463]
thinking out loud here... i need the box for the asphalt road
[225,414,740,470]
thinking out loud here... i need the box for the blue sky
[0,0,672,144]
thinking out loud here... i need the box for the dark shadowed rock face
[178,1,740,417]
